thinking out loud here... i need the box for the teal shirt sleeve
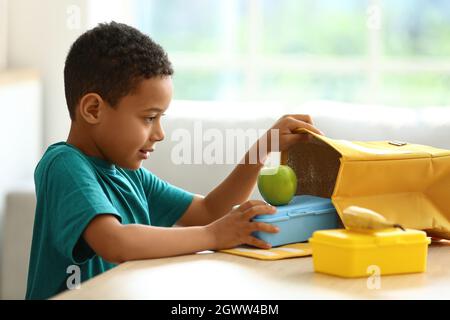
[138,167,194,227]
[47,153,121,264]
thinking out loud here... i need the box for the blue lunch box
[252,195,339,247]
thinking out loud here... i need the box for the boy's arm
[83,200,278,263]
[178,114,323,226]
[83,215,215,263]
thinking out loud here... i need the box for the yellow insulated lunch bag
[280,128,450,239]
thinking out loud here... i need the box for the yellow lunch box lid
[309,228,431,248]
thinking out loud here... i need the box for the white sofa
[1,187,36,299]
[2,100,450,299]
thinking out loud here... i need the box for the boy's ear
[78,93,105,124]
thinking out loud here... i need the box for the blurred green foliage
[136,0,450,107]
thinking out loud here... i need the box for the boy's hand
[206,200,279,250]
[265,114,324,153]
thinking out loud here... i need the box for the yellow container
[309,228,431,278]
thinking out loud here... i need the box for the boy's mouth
[139,149,154,159]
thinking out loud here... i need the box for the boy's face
[94,76,172,170]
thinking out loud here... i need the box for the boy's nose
[151,126,165,142]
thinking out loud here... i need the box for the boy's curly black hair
[64,21,173,121]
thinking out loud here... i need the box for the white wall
[0,0,7,70]
[7,0,88,151]
[7,0,143,152]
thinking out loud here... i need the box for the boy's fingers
[282,132,310,146]
[298,133,312,142]
[284,114,314,125]
[243,204,277,220]
[235,200,269,213]
[250,222,279,233]
[287,117,324,136]
[245,236,272,249]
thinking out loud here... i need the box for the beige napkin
[220,242,312,260]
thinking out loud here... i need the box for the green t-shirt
[25,142,194,300]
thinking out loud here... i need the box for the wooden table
[53,241,450,300]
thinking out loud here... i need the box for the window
[130,0,450,107]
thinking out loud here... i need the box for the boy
[26,22,323,299]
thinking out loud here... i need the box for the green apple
[257,165,298,206]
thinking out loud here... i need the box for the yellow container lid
[310,228,430,248]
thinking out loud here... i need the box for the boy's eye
[145,113,166,123]
[144,116,157,123]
